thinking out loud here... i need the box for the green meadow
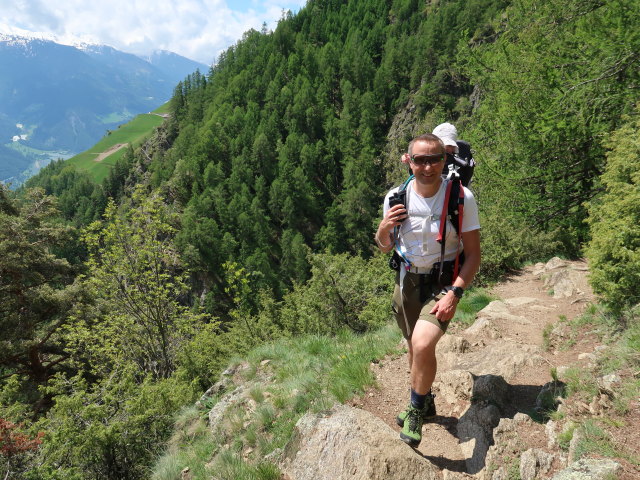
[66,104,168,183]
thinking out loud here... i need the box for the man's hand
[429,291,459,322]
[376,204,407,252]
[381,204,407,230]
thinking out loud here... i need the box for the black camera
[388,189,406,209]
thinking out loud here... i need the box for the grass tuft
[453,288,494,326]
[154,323,403,478]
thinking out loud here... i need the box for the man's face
[410,140,445,188]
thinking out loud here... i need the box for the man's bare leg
[410,320,444,394]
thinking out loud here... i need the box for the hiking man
[375,133,481,447]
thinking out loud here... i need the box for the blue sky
[0,0,307,65]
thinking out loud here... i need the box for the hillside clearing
[92,143,128,162]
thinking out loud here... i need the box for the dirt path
[93,143,128,162]
[349,259,639,478]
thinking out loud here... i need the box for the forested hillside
[4,0,639,477]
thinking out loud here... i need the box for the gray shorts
[392,271,449,339]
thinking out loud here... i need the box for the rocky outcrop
[520,448,554,480]
[534,257,590,300]
[550,458,621,479]
[280,404,440,480]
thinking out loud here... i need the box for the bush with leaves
[29,369,197,480]
[586,109,640,310]
[277,252,394,336]
[70,186,213,379]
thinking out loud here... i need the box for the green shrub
[473,189,563,284]
[32,370,198,480]
[586,108,640,311]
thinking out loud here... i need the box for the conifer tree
[0,187,84,388]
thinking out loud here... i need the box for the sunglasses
[410,153,444,166]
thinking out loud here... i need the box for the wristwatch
[446,286,464,299]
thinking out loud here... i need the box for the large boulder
[550,458,621,479]
[520,448,554,480]
[438,335,471,353]
[476,301,531,324]
[280,404,439,480]
[437,369,475,403]
[439,343,544,381]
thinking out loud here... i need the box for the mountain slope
[0,33,206,183]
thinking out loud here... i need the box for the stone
[492,417,516,436]
[578,353,596,361]
[439,343,544,382]
[588,394,612,416]
[465,317,500,337]
[546,419,558,448]
[520,448,554,480]
[513,412,533,424]
[545,257,567,270]
[535,381,567,414]
[531,304,554,311]
[280,404,439,480]
[567,426,583,464]
[599,373,621,393]
[543,268,584,299]
[438,335,471,353]
[438,370,474,402]
[208,385,246,432]
[442,470,474,480]
[504,297,539,307]
[476,301,531,324]
[550,458,621,479]
[552,274,576,298]
[491,466,509,480]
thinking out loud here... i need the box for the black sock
[410,389,427,409]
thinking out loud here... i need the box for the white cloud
[0,0,307,64]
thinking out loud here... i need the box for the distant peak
[0,24,103,50]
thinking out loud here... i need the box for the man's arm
[429,228,481,321]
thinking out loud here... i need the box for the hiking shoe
[399,406,424,446]
[396,393,436,427]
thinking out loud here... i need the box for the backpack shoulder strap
[448,179,464,237]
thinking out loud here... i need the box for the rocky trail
[279,259,639,479]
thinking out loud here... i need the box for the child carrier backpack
[445,140,475,187]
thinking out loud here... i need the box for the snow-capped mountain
[0,31,207,184]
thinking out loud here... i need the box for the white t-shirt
[383,179,480,268]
